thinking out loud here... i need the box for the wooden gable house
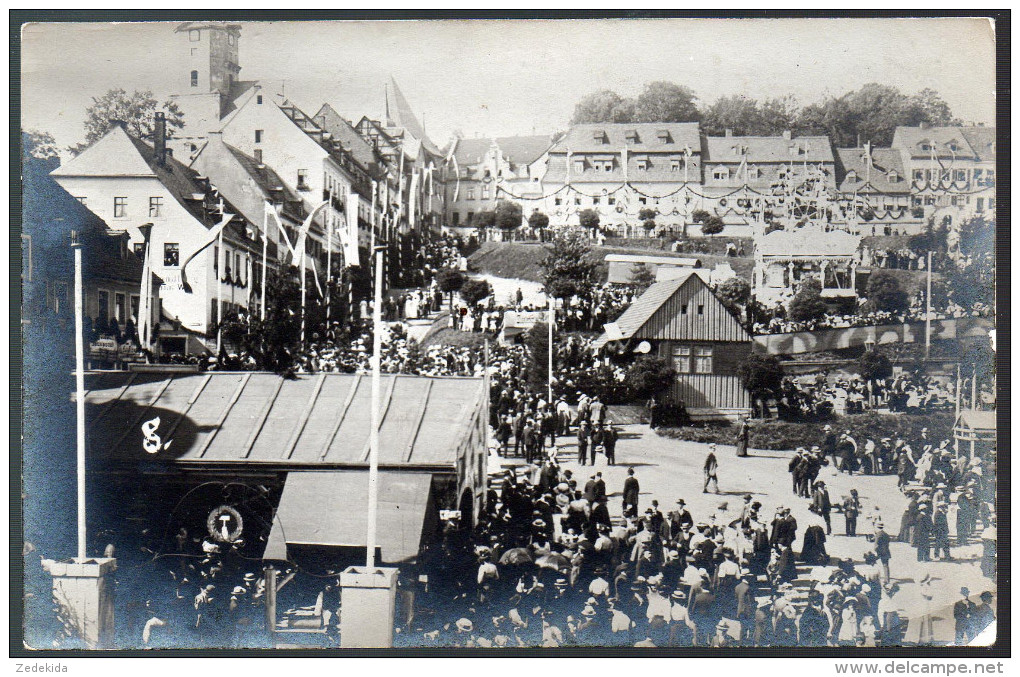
[596,272,752,419]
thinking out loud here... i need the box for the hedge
[656,411,955,451]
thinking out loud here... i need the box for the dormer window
[624,130,640,143]
[887,170,899,183]
[636,158,649,171]
[845,170,858,182]
[947,140,960,152]
[189,29,201,42]
[656,130,671,143]
[670,159,681,172]
[593,131,608,145]
[919,141,933,152]
[712,166,729,180]
[573,159,586,173]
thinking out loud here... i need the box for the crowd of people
[776,371,956,421]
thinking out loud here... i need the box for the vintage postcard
[17,15,999,652]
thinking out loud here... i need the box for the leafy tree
[494,200,524,233]
[701,216,725,235]
[958,216,993,257]
[642,218,657,234]
[524,322,551,392]
[71,88,184,154]
[907,220,948,257]
[528,211,550,230]
[629,264,656,292]
[626,356,677,401]
[858,349,893,383]
[472,210,496,230]
[717,276,751,311]
[701,95,799,136]
[578,208,600,233]
[634,81,700,123]
[23,129,60,160]
[638,208,657,221]
[795,83,958,147]
[789,278,828,322]
[436,268,466,310]
[690,209,711,224]
[217,266,303,373]
[570,89,636,124]
[541,232,600,301]
[94,314,110,337]
[459,278,492,307]
[737,352,784,418]
[865,271,908,313]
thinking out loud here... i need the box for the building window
[114,293,126,324]
[452,212,460,226]
[845,171,857,182]
[554,197,562,206]
[191,70,199,87]
[573,159,585,173]
[913,170,924,182]
[638,197,647,205]
[954,169,967,182]
[131,295,140,322]
[636,159,649,171]
[574,197,582,206]
[255,129,263,143]
[976,198,984,212]
[297,169,309,191]
[592,197,600,205]
[467,188,475,201]
[481,186,490,200]
[149,196,163,218]
[887,171,899,183]
[607,196,616,205]
[257,94,263,105]
[671,159,681,172]
[712,166,728,180]
[190,47,198,56]
[75,196,87,206]
[98,290,110,322]
[681,304,688,314]
[114,197,127,218]
[254,149,263,163]
[189,29,200,41]
[697,304,704,315]
[213,245,219,275]
[694,346,713,373]
[163,243,180,267]
[466,212,474,223]
[210,300,218,326]
[672,345,691,374]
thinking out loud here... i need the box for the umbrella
[536,553,571,572]
[499,548,534,566]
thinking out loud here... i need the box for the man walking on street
[810,481,832,535]
[604,423,618,465]
[577,420,590,466]
[703,444,719,494]
[843,489,861,536]
[874,520,892,583]
[623,468,640,516]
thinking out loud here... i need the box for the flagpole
[300,234,307,346]
[261,204,269,320]
[925,250,933,359]
[548,296,554,404]
[366,243,384,569]
[326,188,333,324]
[72,232,86,560]
[216,230,224,357]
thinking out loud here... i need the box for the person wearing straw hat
[703,444,720,494]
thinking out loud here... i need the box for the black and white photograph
[16,14,1001,653]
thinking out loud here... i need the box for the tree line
[570,81,961,148]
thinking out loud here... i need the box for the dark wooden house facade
[595,272,752,419]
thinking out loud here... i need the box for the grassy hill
[467,240,755,284]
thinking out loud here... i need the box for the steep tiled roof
[835,147,911,194]
[959,127,996,163]
[550,123,701,154]
[891,126,978,159]
[314,104,385,176]
[452,137,494,166]
[124,133,250,241]
[223,142,307,223]
[495,135,555,167]
[703,135,834,164]
[387,77,441,156]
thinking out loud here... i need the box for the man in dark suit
[810,481,832,534]
[583,475,598,503]
[604,424,618,465]
[623,468,640,516]
[669,499,694,539]
[874,520,892,583]
[954,587,976,644]
[593,472,607,502]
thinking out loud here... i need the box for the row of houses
[446,122,996,237]
[47,21,449,351]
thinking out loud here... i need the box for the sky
[21,18,997,154]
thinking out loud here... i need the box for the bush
[701,216,725,235]
[657,412,954,451]
[858,349,893,382]
[691,209,711,224]
[528,211,550,229]
[789,278,827,322]
[495,200,524,232]
[638,208,657,222]
[866,271,908,313]
[459,278,492,306]
[579,208,600,232]
[625,356,676,401]
[472,211,496,229]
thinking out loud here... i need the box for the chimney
[154,112,167,165]
[782,130,792,140]
[724,129,732,137]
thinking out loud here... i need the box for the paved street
[492,421,994,645]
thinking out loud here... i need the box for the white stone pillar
[42,558,117,648]
[339,566,398,648]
